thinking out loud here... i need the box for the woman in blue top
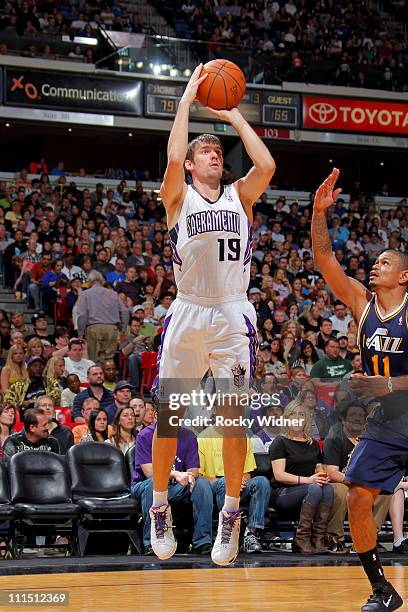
[41,258,67,316]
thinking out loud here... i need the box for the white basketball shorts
[153,294,258,400]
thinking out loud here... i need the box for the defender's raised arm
[311,168,370,319]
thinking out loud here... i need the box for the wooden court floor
[0,565,407,611]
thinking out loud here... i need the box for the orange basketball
[196,59,246,110]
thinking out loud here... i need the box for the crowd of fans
[157,0,407,89]
[0,0,150,61]
[0,165,407,557]
[0,0,406,90]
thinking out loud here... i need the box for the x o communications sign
[303,95,408,135]
[5,69,143,115]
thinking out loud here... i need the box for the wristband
[388,377,393,393]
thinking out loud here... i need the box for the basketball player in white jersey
[149,65,276,565]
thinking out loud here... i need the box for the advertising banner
[4,69,143,115]
[303,95,408,135]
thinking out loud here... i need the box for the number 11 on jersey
[371,355,390,377]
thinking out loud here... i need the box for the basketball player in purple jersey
[149,65,275,565]
[312,167,408,611]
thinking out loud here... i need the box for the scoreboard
[145,81,300,128]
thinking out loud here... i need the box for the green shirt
[0,197,11,211]
[140,322,157,340]
[310,357,352,379]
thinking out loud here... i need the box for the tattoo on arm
[312,213,332,257]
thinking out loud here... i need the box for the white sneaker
[149,504,177,560]
[211,510,241,566]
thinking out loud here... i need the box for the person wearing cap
[338,335,355,361]
[76,270,129,364]
[107,380,133,423]
[4,356,61,415]
[25,313,55,345]
[248,287,270,320]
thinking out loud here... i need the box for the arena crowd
[0,165,407,557]
[0,0,406,89]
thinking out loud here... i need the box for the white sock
[222,495,240,512]
[152,490,168,507]
[394,537,404,547]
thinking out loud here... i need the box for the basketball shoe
[149,504,177,560]
[361,582,403,611]
[211,510,241,566]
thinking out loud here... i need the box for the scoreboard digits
[145,81,300,128]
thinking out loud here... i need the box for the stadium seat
[118,351,129,380]
[124,444,135,483]
[0,462,15,558]
[12,410,23,432]
[55,407,72,425]
[140,351,158,393]
[253,452,272,478]
[8,451,80,558]
[66,443,141,556]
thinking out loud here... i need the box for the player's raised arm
[205,107,276,214]
[311,168,371,319]
[160,65,208,218]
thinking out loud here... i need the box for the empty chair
[124,444,136,484]
[139,352,157,393]
[66,443,140,556]
[8,451,80,557]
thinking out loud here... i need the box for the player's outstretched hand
[314,167,342,213]
[204,106,242,124]
[349,373,389,399]
[181,64,208,106]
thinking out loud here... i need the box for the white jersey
[169,183,252,302]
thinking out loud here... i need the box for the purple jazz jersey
[132,424,199,486]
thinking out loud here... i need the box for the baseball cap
[249,287,261,296]
[27,356,45,366]
[114,380,133,392]
[31,312,47,324]
[259,341,271,351]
